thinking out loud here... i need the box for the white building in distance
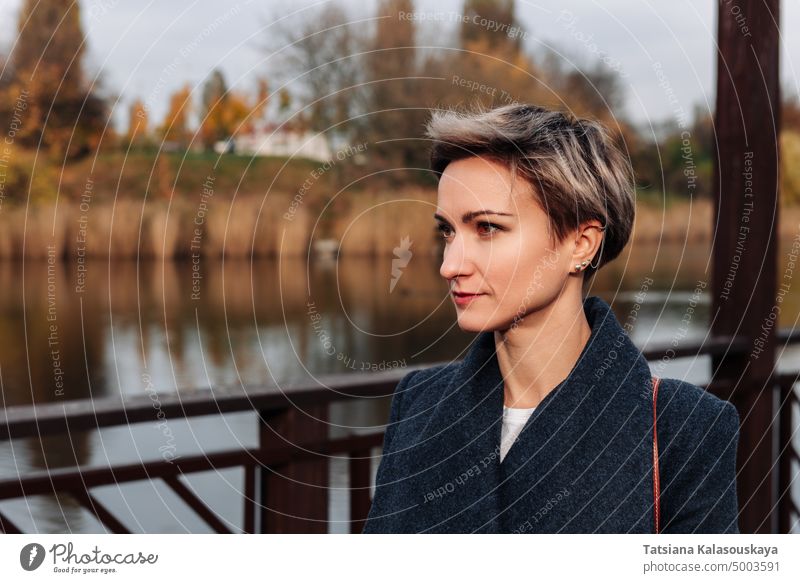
[218,122,333,162]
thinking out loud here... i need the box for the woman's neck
[494,292,592,409]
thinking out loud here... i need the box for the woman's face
[435,156,578,333]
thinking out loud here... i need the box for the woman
[362,103,740,534]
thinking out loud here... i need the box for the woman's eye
[436,222,503,240]
[477,222,502,236]
[436,223,454,240]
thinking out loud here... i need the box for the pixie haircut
[425,103,635,278]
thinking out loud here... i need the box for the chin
[455,313,501,333]
[453,313,479,332]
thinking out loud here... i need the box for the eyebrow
[433,210,514,224]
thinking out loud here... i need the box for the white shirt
[500,405,536,462]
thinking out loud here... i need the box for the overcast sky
[0,0,797,134]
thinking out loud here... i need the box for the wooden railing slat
[0,511,21,534]
[0,434,384,500]
[163,476,232,534]
[72,490,130,534]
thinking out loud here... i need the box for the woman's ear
[571,220,605,270]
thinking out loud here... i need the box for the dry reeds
[2,192,798,261]
[333,188,439,257]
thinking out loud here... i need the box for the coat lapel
[399,323,506,532]
[382,295,656,533]
[497,295,656,533]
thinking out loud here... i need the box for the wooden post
[257,405,330,533]
[349,449,372,533]
[711,0,780,533]
[777,378,795,533]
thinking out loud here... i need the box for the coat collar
[429,294,653,446]
[409,294,655,532]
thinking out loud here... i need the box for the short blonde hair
[425,103,635,277]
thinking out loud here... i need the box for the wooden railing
[0,365,436,534]
[0,329,798,533]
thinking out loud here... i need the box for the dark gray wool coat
[362,295,741,534]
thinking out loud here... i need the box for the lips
[452,291,485,306]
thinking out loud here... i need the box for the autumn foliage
[0,0,108,160]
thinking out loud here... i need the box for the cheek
[482,240,522,288]
[493,245,565,305]
[485,251,538,301]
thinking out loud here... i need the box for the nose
[439,235,474,281]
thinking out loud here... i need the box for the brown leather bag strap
[652,375,661,534]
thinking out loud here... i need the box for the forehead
[436,156,533,215]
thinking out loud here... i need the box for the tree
[780,131,800,206]
[125,98,149,149]
[265,3,367,149]
[198,70,228,149]
[157,84,193,149]
[783,91,800,133]
[359,0,430,182]
[1,0,109,159]
[198,70,269,151]
[460,0,523,55]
